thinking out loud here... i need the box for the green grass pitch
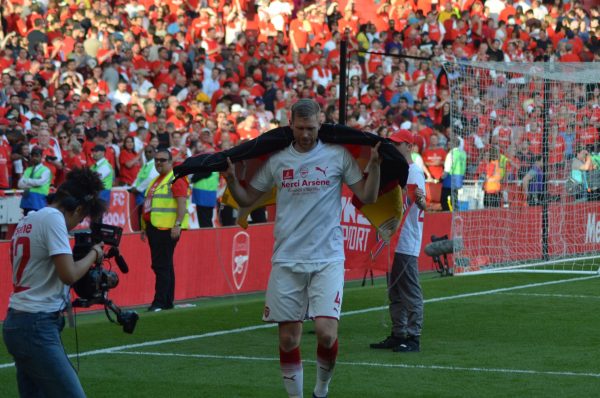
[1,271,599,397]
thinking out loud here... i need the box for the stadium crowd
[0,0,598,219]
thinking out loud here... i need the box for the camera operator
[2,168,106,398]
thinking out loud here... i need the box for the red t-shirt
[549,135,566,164]
[577,126,598,147]
[118,150,141,185]
[418,127,433,148]
[422,148,447,180]
[290,19,309,50]
[525,130,543,155]
[495,126,513,150]
[0,143,11,189]
[63,152,87,173]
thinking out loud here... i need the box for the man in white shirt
[108,79,132,107]
[223,99,382,398]
[202,67,221,99]
[371,129,426,353]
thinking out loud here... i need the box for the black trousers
[196,206,214,228]
[219,205,267,226]
[440,187,453,211]
[249,207,267,224]
[146,223,179,309]
[219,205,235,226]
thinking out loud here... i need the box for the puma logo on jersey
[315,166,328,177]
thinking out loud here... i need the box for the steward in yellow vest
[18,147,52,215]
[140,149,190,312]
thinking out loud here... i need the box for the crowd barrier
[0,190,453,319]
[3,187,597,320]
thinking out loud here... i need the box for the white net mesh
[443,61,600,274]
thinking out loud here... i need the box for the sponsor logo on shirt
[283,169,294,180]
[315,166,328,177]
[281,179,331,188]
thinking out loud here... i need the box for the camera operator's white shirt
[9,207,72,313]
[251,141,362,267]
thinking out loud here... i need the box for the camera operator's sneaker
[393,336,420,353]
[370,335,406,349]
[147,306,163,312]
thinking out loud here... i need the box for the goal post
[442,61,600,275]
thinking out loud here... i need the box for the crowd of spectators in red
[0,0,597,208]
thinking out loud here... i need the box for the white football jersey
[8,207,72,312]
[252,141,363,264]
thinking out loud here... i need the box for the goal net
[442,61,600,275]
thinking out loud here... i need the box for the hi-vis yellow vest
[145,170,189,229]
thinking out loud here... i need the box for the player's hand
[140,230,146,242]
[222,157,236,183]
[369,142,382,165]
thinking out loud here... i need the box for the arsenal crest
[232,231,250,290]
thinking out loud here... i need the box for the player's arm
[222,158,266,207]
[348,142,382,204]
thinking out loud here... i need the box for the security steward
[18,146,52,215]
[90,144,114,206]
[141,149,189,312]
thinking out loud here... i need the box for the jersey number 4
[11,236,31,293]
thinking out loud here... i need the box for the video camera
[72,223,138,334]
[424,235,455,277]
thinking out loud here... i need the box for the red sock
[314,339,338,397]
[317,339,338,364]
[280,347,303,397]
[280,346,301,366]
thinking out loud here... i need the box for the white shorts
[262,262,344,323]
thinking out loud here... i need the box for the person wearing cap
[254,97,274,131]
[90,144,114,205]
[198,128,217,153]
[18,147,52,215]
[371,129,426,353]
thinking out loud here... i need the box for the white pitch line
[497,292,600,300]
[1,274,598,370]
[111,351,600,379]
